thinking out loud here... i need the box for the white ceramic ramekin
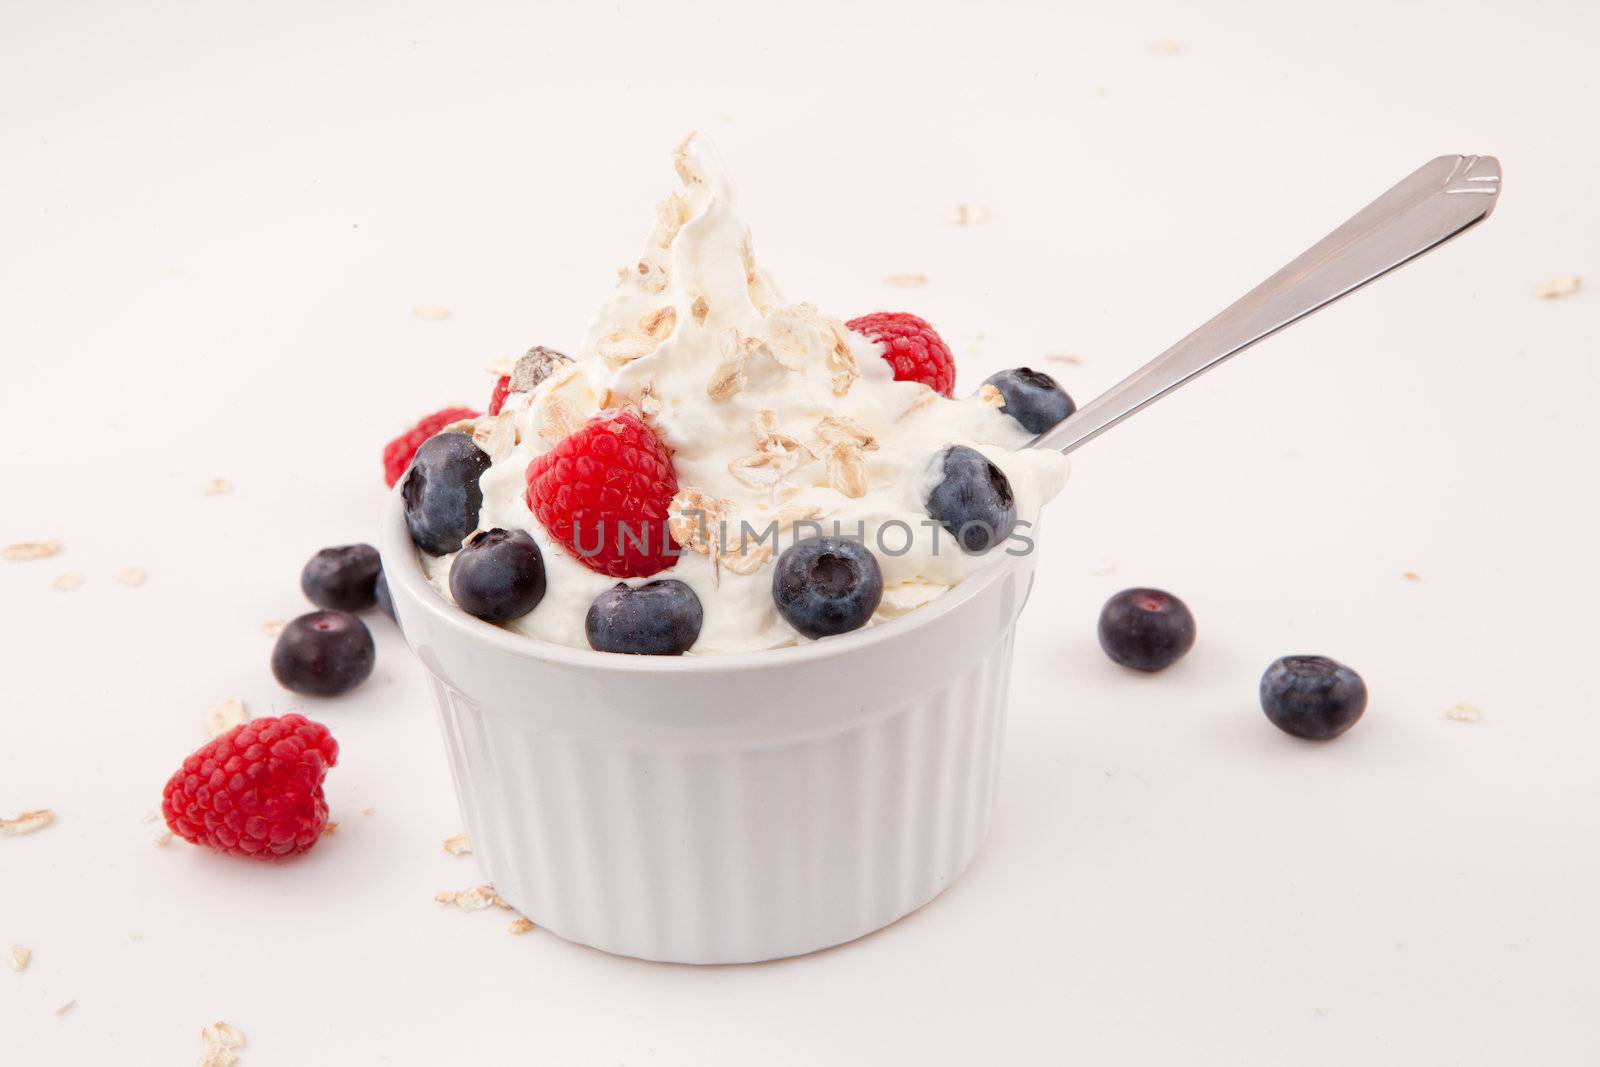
[379,492,1038,964]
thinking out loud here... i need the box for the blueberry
[772,537,883,639]
[449,528,546,623]
[300,543,381,611]
[402,432,491,556]
[271,610,375,696]
[1097,587,1196,672]
[1260,655,1367,740]
[983,367,1076,434]
[373,567,395,621]
[585,580,703,655]
[925,445,1017,554]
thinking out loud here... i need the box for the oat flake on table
[203,698,249,738]
[261,619,285,637]
[946,204,990,226]
[1447,702,1483,723]
[6,945,29,972]
[3,539,61,561]
[200,1021,246,1067]
[52,571,83,591]
[882,272,929,288]
[1,808,55,836]
[1534,274,1581,299]
[1152,38,1183,56]
[202,478,233,495]
[117,566,147,586]
[412,304,452,321]
[442,833,472,856]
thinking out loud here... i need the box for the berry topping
[983,367,1077,434]
[270,610,375,697]
[585,580,704,655]
[449,528,547,623]
[300,543,381,611]
[523,409,680,579]
[1097,588,1196,672]
[925,445,1017,554]
[403,432,491,556]
[772,537,883,639]
[487,375,512,416]
[846,312,956,397]
[1260,655,1368,740]
[382,406,480,488]
[161,714,339,860]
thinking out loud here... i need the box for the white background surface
[3,1,1597,1063]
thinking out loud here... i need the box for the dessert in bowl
[381,134,1072,962]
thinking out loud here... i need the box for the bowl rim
[378,486,1027,677]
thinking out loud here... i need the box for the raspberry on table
[524,409,681,578]
[161,714,340,861]
[846,311,956,397]
[382,406,480,488]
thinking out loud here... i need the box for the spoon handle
[1032,154,1501,455]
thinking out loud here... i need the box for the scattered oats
[200,1021,246,1067]
[742,230,779,313]
[508,917,536,935]
[978,383,1006,408]
[639,305,677,340]
[128,932,143,942]
[203,698,248,739]
[825,321,859,397]
[439,414,479,435]
[1534,274,1581,299]
[636,258,670,293]
[673,131,704,185]
[597,329,659,364]
[816,415,878,452]
[882,273,929,288]
[897,390,938,421]
[1152,38,1183,56]
[691,295,710,325]
[876,579,948,618]
[52,571,83,591]
[116,567,147,587]
[1088,560,1118,576]
[144,809,173,846]
[765,304,825,370]
[55,999,76,1018]
[6,945,29,972]
[202,478,233,496]
[472,410,519,462]
[826,442,870,499]
[636,380,661,418]
[442,832,472,857]
[650,192,691,250]
[1446,702,1483,723]
[706,333,750,401]
[435,884,507,912]
[261,619,285,637]
[669,488,730,555]
[4,539,61,561]
[750,411,816,463]
[1094,84,1111,98]
[484,352,517,376]
[1,809,55,836]
[720,543,773,577]
[534,389,588,444]
[361,807,375,817]
[1043,351,1084,365]
[947,204,990,226]
[322,821,338,836]
[412,305,452,321]
[1401,571,1422,583]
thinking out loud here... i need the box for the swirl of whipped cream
[422,134,1068,653]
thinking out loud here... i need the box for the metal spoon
[1030,154,1501,455]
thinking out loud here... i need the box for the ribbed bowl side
[427,628,1019,965]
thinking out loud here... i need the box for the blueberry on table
[983,368,1076,435]
[586,580,703,655]
[449,529,547,623]
[772,537,883,639]
[925,445,1018,554]
[300,543,381,611]
[1097,588,1196,672]
[402,432,491,556]
[1260,655,1367,740]
[271,610,376,697]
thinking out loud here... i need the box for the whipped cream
[421,134,1069,653]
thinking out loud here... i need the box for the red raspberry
[161,714,339,861]
[524,409,680,578]
[846,312,956,397]
[487,375,511,416]
[382,406,480,488]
